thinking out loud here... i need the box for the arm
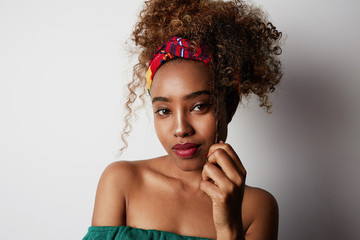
[200,142,278,240]
[91,161,133,226]
[243,187,279,240]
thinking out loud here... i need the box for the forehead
[150,60,211,98]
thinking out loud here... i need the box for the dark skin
[91,61,279,239]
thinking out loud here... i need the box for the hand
[200,141,246,240]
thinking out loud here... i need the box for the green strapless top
[83,226,212,240]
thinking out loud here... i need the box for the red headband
[146,37,211,93]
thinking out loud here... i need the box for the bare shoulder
[243,185,278,214]
[97,161,144,196]
[102,161,141,184]
[91,160,149,226]
[243,186,279,239]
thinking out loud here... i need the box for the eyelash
[154,102,211,117]
[192,103,210,112]
[155,109,171,116]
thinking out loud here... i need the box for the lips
[172,143,200,159]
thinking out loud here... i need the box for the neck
[160,155,204,190]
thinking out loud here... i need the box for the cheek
[154,119,170,143]
[195,115,217,141]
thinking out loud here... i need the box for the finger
[209,143,244,172]
[202,164,211,181]
[207,149,245,187]
[202,162,235,192]
[208,143,246,179]
[200,179,224,202]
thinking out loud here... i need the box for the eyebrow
[152,90,211,104]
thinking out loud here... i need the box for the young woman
[83,0,282,239]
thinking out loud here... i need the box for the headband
[146,37,211,93]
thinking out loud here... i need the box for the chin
[175,158,206,172]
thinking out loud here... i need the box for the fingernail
[218,140,224,143]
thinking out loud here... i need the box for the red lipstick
[172,143,200,158]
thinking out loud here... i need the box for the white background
[0,0,359,239]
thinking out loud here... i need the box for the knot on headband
[146,37,211,93]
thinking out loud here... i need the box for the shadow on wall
[274,54,359,240]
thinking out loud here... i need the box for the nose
[173,111,194,138]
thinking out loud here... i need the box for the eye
[155,108,171,116]
[192,103,210,112]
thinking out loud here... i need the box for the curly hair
[120,0,283,153]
